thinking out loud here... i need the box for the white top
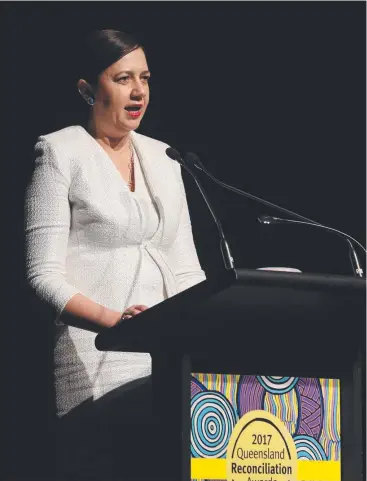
[130,147,167,302]
[24,125,206,416]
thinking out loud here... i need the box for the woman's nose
[131,81,146,98]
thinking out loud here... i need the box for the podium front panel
[190,372,341,481]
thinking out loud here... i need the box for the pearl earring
[87,97,95,106]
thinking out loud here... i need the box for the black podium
[96,268,365,481]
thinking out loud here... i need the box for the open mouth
[124,105,143,112]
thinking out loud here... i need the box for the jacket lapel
[131,131,182,248]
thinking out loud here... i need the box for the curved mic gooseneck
[165,148,234,270]
[184,152,365,278]
[259,216,365,278]
[184,152,321,225]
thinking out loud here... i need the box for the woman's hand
[120,304,149,320]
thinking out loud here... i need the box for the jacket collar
[130,131,183,248]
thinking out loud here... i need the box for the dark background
[2,1,366,479]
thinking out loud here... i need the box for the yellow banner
[191,458,341,481]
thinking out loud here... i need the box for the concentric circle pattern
[293,435,327,460]
[257,376,299,394]
[191,391,238,458]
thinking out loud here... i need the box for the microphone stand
[166,148,234,270]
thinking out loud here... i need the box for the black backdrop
[3,1,366,479]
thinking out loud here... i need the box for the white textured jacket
[25,125,206,415]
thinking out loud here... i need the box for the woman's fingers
[134,304,149,312]
[123,304,149,318]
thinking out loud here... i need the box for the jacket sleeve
[24,137,81,316]
[167,165,206,293]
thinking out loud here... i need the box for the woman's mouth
[124,105,143,119]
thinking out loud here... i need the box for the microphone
[184,152,365,278]
[259,216,365,277]
[165,147,234,270]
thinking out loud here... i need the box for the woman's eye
[142,76,150,82]
[118,76,129,83]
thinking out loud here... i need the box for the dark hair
[78,29,144,87]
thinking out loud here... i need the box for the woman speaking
[24,29,205,480]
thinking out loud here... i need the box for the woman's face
[90,47,150,136]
